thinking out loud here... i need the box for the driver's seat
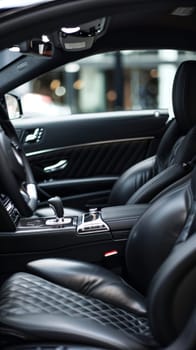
[0,169,195,349]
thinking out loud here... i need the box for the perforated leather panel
[0,273,151,339]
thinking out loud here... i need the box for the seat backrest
[109,61,196,206]
[148,234,196,348]
[125,166,196,295]
[128,125,196,204]
[125,165,196,347]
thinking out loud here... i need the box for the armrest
[101,204,148,239]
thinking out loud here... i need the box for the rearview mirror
[5,94,22,120]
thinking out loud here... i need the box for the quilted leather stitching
[0,273,151,338]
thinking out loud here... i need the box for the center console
[15,203,147,242]
[0,194,148,273]
[0,194,147,236]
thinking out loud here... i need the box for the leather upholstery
[0,195,195,347]
[109,61,196,205]
[110,123,196,205]
[1,313,149,350]
[127,163,189,204]
[126,180,192,294]
[101,204,148,232]
[150,172,192,203]
[0,272,153,349]
[108,156,157,205]
[27,258,146,315]
[172,61,196,133]
[29,173,193,303]
[0,170,195,348]
[148,234,196,346]
[1,61,196,349]
[109,61,196,206]
[109,122,183,206]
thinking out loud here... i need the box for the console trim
[77,211,110,235]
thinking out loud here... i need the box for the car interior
[0,0,195,349]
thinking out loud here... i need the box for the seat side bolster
[128,163,188,204]
[1,314,148,350]
[148,234,196,346]
[27,258,146,315]
[108,156,157,206]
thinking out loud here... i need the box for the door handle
[43,160,68,173]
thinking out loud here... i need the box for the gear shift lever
[48,196,64,220]
[45,196,72,226]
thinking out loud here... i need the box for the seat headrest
[173,61,196,133]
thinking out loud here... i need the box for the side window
[11,50,196,117]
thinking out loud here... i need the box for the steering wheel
[0,129,37,216]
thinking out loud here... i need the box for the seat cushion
[0,273,156,349]
[27,258,146,315]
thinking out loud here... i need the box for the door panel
[13,109,169,209]
[29,138,156,209]
[28,138,154,181]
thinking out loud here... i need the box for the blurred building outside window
[11,50,196,118]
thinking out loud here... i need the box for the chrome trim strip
[16,226,74,234]
[26,136,154,157]
[77,211,110,235]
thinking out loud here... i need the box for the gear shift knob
[48,196,64,219]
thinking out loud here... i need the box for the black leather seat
[36,60,196,217]
[0,168,195,349]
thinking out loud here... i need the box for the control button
[45,218,72,226]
